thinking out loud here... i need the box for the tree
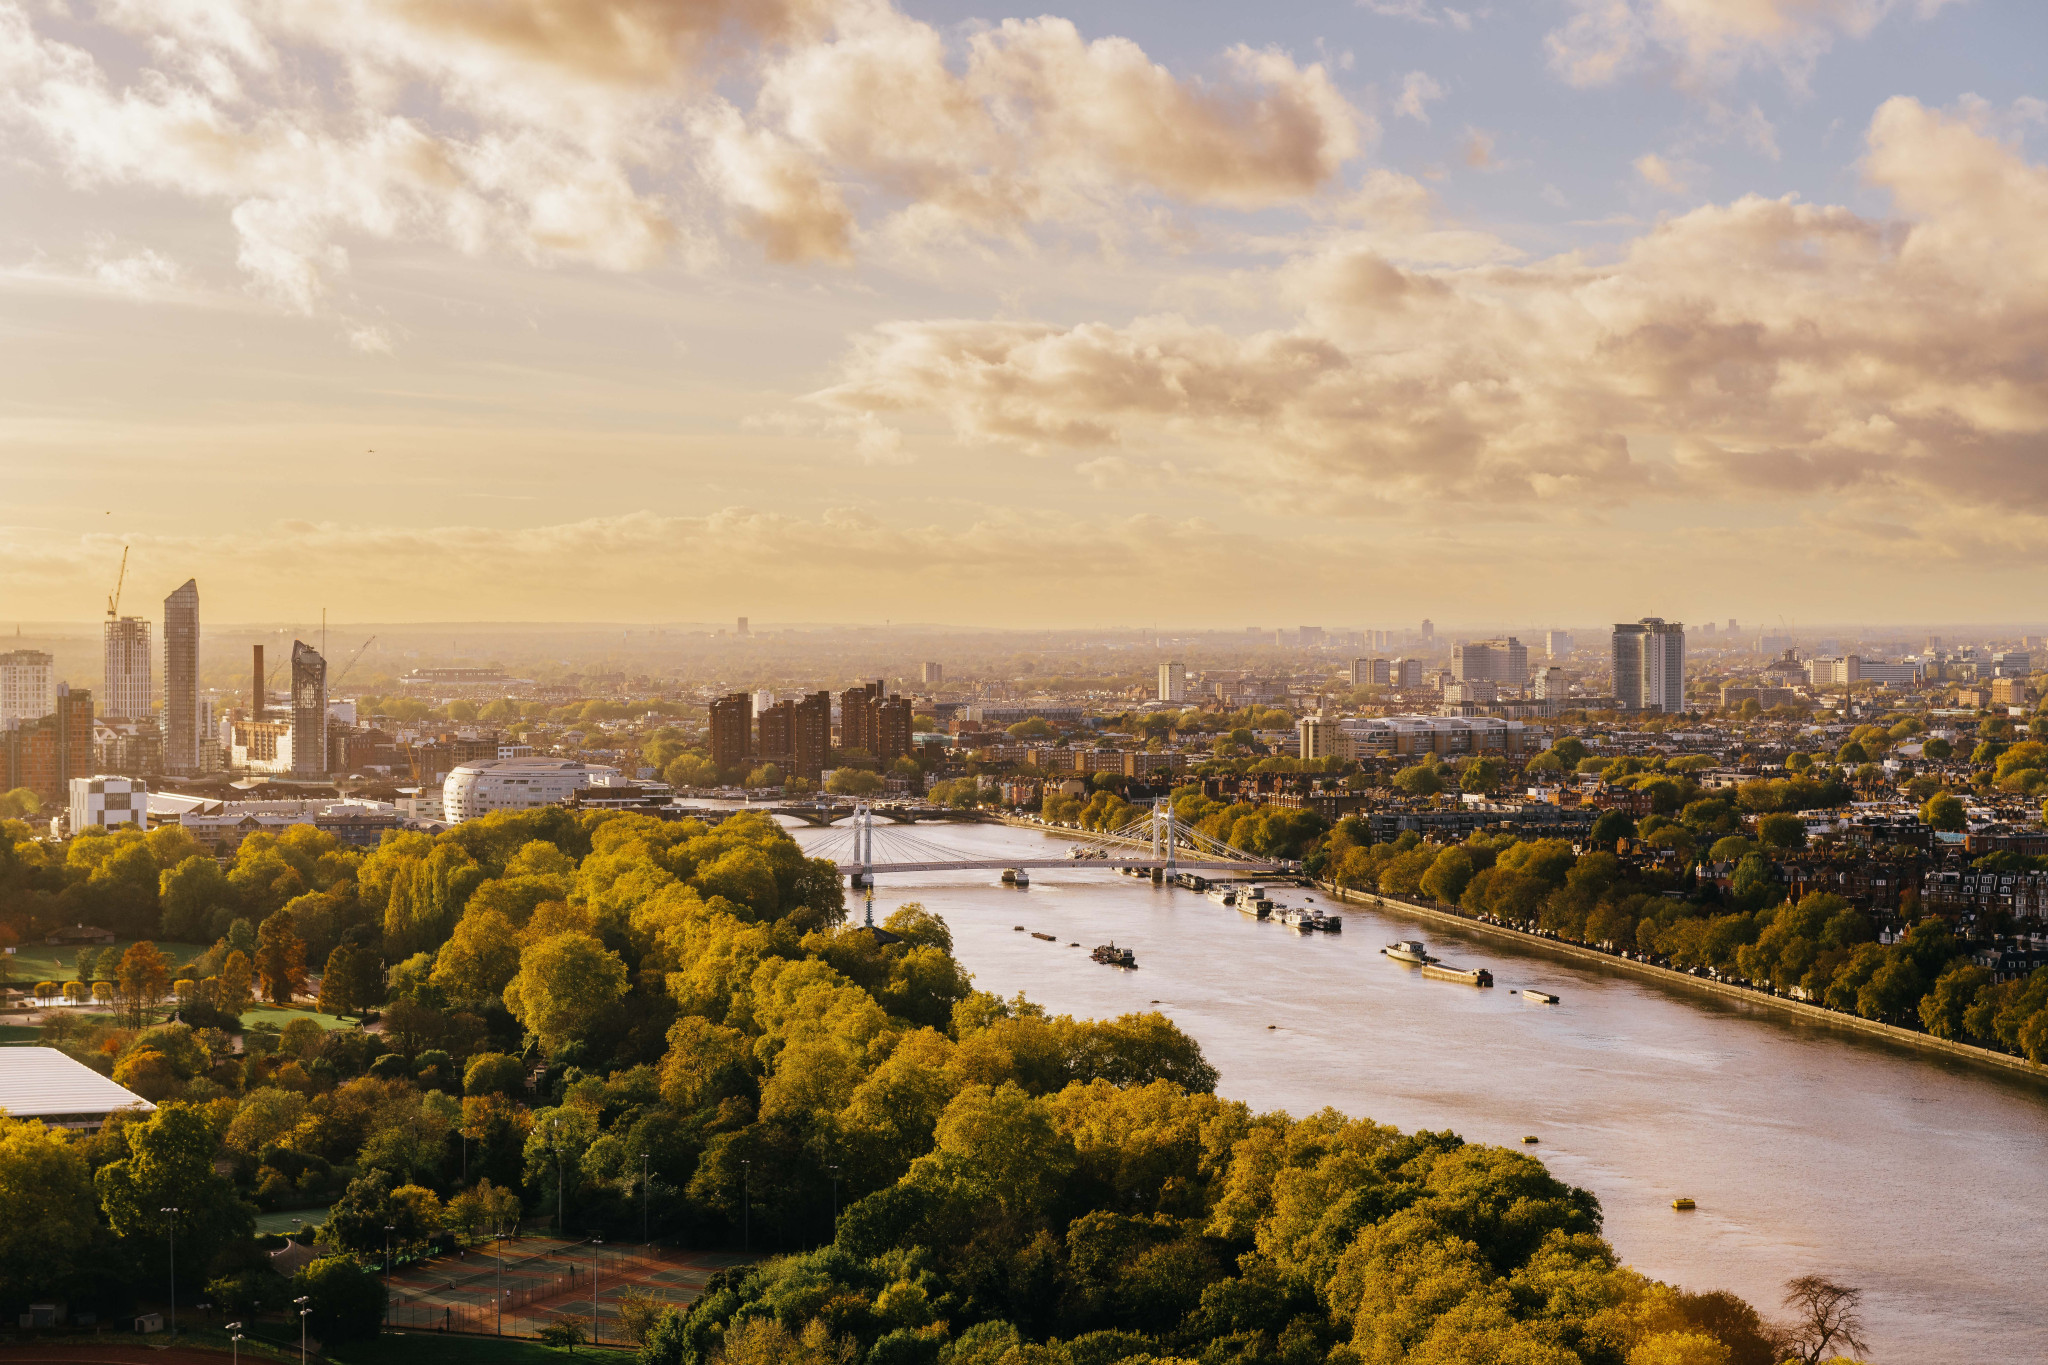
[1778,1275,1868,1365]
[1590,810,1637,846]
[158,854,232,941]
[539,1318,589,1352]
[219,948,255,1015]
[116,940,173,1026]
[1459,757,1502,793]
[1919,962,1991,1040]
[502,931,629,1054]
[318,943,384,1018]
[1391,762,1444,796]
[1756,813,1806,851]
[464,1051,527,1096]
[827,768,885,796]
[95,1103,253,1281]
[446,1177,522,1240]
[1922,737,1953,761]
[1920,793,1965,832]
[0,1116,97,1297]
[430,908,523,1004]
[745,763,785,789]
[256,910,310,1004]
[294,1255,387,1342]
[664,754,718,789]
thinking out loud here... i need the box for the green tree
[1920,793,1965,831]
[116,939,173,1026]
[1922,737,1953,761]
[1919,962,1992,1040]
[827,768,885,796]
[1590,810,1637,846]
[663,754,719,789]
[1419,847,1475,903]
[95,1103,253,1282]
[502,931,630,1054]
[255,910,309,1004]
[318,942,383,1018]
[1756,813,1806,851]
[294,1255,388,1342]
[1459,757,1502,793]
[0,1116,97,1297]
[158,854,232,941]
[1392,762,1444,796]
[430,908,523,1004]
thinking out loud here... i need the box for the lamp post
[740,1160,750,1255]
[228,1323,243,1365]
[384,1225,396,1326]
[158,1207,179,1338]
[551,1119,565,1237]
[591,1236,603,1345]
[294,1295,309,1365]
[640,1152,650,1245]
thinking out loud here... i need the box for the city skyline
[4,1,2046,623]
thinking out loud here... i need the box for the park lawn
[242,1002,352,1031]
[322,1331,633,1365]
[253,1205,331,1235]
[0,1023,41,1044]
[7,939,208,985]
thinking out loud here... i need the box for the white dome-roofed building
[442,758,624,822]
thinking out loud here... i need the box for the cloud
[1633,151,1687,192]
[1394,71,1445,123]
[0,0,1366,309]
[1462,128,1497,169]
[1546,0,1966,89]
[814,99,2048,520]
[1360,1,1474,30]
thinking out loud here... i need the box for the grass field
[0,1023,42,1044]
[253,1205,331,1235]
[6,939,208,984]
[241,1003,352,1031]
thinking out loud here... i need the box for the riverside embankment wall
[1322,882,2048,1085]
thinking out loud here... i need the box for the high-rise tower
[162,579,201,774]
[290,639,328,776]
[103,617,152,720]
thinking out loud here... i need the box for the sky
[1,0,2045,629]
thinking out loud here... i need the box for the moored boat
[1384,939,1430,964]
[1091,942,1137,968]
[1031,932,1057,942]
[1421,962,1494,987]
[1521,989,1560,1004]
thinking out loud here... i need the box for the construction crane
[105,545,128,620]
[334,635,377,687]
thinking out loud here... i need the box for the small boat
[1421,961,1494,987]
[1091,942,1137,968]
[1522,1136,1540,1144]
[1522,990,1560,1004]
[1318,914,1342,932]
[1672,1198,1696,1211]
[1384,940,1431,965]
[1000,868,1029,887]
[1013,925,1025,932]
[1238,900,1270,920]
[1031,932,1057,942]
[1281,907,1315,931]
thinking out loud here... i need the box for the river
[773,814,2048,1364]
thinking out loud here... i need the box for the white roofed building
[0,1047,156,1130]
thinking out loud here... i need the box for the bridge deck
[839,858,1285,874]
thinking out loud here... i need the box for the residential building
[1352,658,1390,687]
[921,661,944,686]
[290,640,328,776]
[1545,631,1573,659]
[1452,637,1529,685]
[1158,661,1186,703]
[0,684,94,807]
[1534,666,1565,700]
[793,691,832,783]
[250,644,266,719]
[1123,751,1184,780]
[966,703,1087,727]
[756,699,796,766]
[1992,677,2033,707]
[94,718,161,775]
[1297,715,1340,761]
[1612,618,1685,712]
[1333,713,1543,758]
[442,758,625,821]
[752,688,775,716]
[102,617,152,720]
[70,775,146,834]
[1390,658,1425,689]
[162,578,202,774]
[735,616,749,637]
[709,692,752,772]
[1993,651,2031,677]
[840,680,884,753]
[1443,680,1497,705]
[876,694,914,766]
[0,649,55,725]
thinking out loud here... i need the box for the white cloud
[0,0,1367,307]
[1360,1,1474,31]
[1633,151,1687,192]
[814,100,2048,520]
[1394,71,1445,124]
[1547,0,1967,89]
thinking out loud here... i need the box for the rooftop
[0,1047,156,1124]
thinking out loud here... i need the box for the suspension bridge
[806,799,1295,886]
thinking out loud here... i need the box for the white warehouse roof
[0,1047,156,1127]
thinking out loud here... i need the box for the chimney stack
[252,644,264,720]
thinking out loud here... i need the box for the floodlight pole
[591,1236,603,1345]
[741,1160,751,1254]
[159,1207,179,1338]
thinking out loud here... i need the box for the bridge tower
[1151,797,1177,877]
[854,801,877,927]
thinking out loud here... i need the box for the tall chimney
[252,644,265,720]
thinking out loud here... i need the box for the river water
[776,815,2048,1364]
